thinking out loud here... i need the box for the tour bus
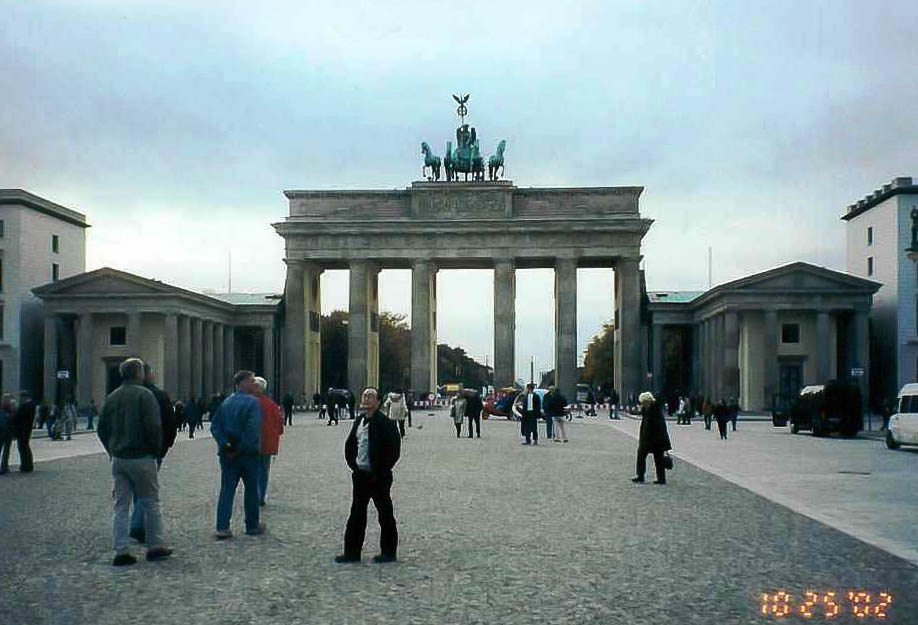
[887,384,918,450]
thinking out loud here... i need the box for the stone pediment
[33,268,175,298]
[721,263,880,295]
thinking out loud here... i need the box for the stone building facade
[842,176,918,405]
[33,268,281,408]
[0,190,87,397]
[645,262,879,411]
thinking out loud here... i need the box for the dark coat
[543,390,568,417]
[344,409,401,477]
[145,383,177,457]
[13,399,36,436]
[638,402,672,452]
[520,392,542,419]
[464,393,483,418]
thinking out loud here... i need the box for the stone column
[712,314,724,400]
[213,322,224,396]
[816,311,832,383]
[763,310,778,409]
[493,259,516,389]
[224,326,235,393]
[410,259,438,395]
[263,325,275,394]
[723,310,739,401]
[191,317,203,399]
[553,258,578,400]
[651,323,664,395]
[614,258,642,404]
[304,263,323,404]
[691,323,701,391]
[127,311,142,359]
[283,260,306,401]
[202,320,214,399]
[76,312,93,409]
[163,312,179,398]
[43,315,58,407]
[178,315,191,401]
[348,260,380,393]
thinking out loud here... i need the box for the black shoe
[334,554,360,563]
[653,480,667,485]
[129,528,146,543]
[112,553,138,567]
[631,477,644,483]
[245,521,267,536]
[372,554,397,563]
[146,546,173,561]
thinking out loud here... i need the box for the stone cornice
[0,189,89,228]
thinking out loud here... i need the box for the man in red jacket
[254,377,284,507]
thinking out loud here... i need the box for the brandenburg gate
[274,180,652,403]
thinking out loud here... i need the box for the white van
[888,384,918,449]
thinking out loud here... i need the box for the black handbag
[663,452,674,470]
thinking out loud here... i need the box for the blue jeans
[257,454,272,504]
[544,415,553,439]
[131,458,163,532]
[216,454,260,532]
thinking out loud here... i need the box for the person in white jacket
[385,390,409,439]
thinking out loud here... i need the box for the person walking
[254,376,284,507]
[385,390,409,439]
[9,393,36,472]
[129,364,179,544]
[519,383,541,445]
[451,394,466,438]
[702,398,713,431]
[211,370,265,539]
[60,398,77,440]
[0,396,16,474]
[97,357,172,566]
[631,392,672,485]
[46,403,58,439]
[174,401,186,432]
[465,390,483,438]
[185,397,201,438]
[86,399,98,430]
[609,389,620,420]
[282,392,295,426]
[335,387,401,564]
[312,392,321,412]
[728,397,740,431]
[715,399,729,440]
[544,385,569,442]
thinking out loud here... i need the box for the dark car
[788,381,862,437]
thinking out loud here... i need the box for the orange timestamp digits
[760,590,893,619]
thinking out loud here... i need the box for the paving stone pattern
[1,413,916,625]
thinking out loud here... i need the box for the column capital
[494,257,515,268]
[411,258,438,272]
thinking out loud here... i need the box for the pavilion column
[722,310,739,401]
[191,317,203,399]
[223,326,235,393]
[651,322,664,395]
[763,310,778,409]
[262,325,275,394]
[163,312,179,398]
[614,257,642,405]
[348,260,380,393]
[493,259,516,389]
[303,263,323,405]
[713,314,724,400]
[127,311,143,359]
[202,320,214,399]
[691,323,701,391]
[76,312,93,409]
[816,311,832,383]
[213,322,224,396]
[283,260,306,401]
[553,257,578,400]
[43,315,59,407]
[410,259,438,395]
[178,315,191,401]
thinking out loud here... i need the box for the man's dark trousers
[216,454,261,532]
[544,414,553,439]
[636,445,666,482]
[343,470,397,559]
[284,406,293,426]
[467,413,480,437]
[522,416,538,443]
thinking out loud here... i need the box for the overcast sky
[3,1,917,381]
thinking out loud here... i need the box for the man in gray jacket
[98,357,172,566]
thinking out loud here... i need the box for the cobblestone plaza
[2,414,917,624]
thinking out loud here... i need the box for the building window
[867,257,874,276]
[110,326,127,345]
[867,227,873,246]
[0,257,3,291]
[0,303,4,340]
[52,263,59,281]
[0,219,4,237]
[52,234,59,253]
[781,323,800,344]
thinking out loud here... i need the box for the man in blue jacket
[211,370,263,539]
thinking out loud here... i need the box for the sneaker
[334,554,360,563]
[631,477,644,483]
[372,554,397,563]
[146,546,173,561]
[129,528,146,543]
[245,521,267,536]
[533,441,539,446]
[563,439,569,443]
[214,529,233,540]
[112,553,137,567]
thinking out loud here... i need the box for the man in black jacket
[335,387,401,564]
[465,390,483,438]
[129,364,178,543]
[519,383,541,445]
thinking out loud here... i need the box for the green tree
[437,343,492,390]
[378,311,411,391]
[320,310,349,391]
[581,322,615,396]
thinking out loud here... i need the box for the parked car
[887,384,918,450]
[788,381,862,437]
